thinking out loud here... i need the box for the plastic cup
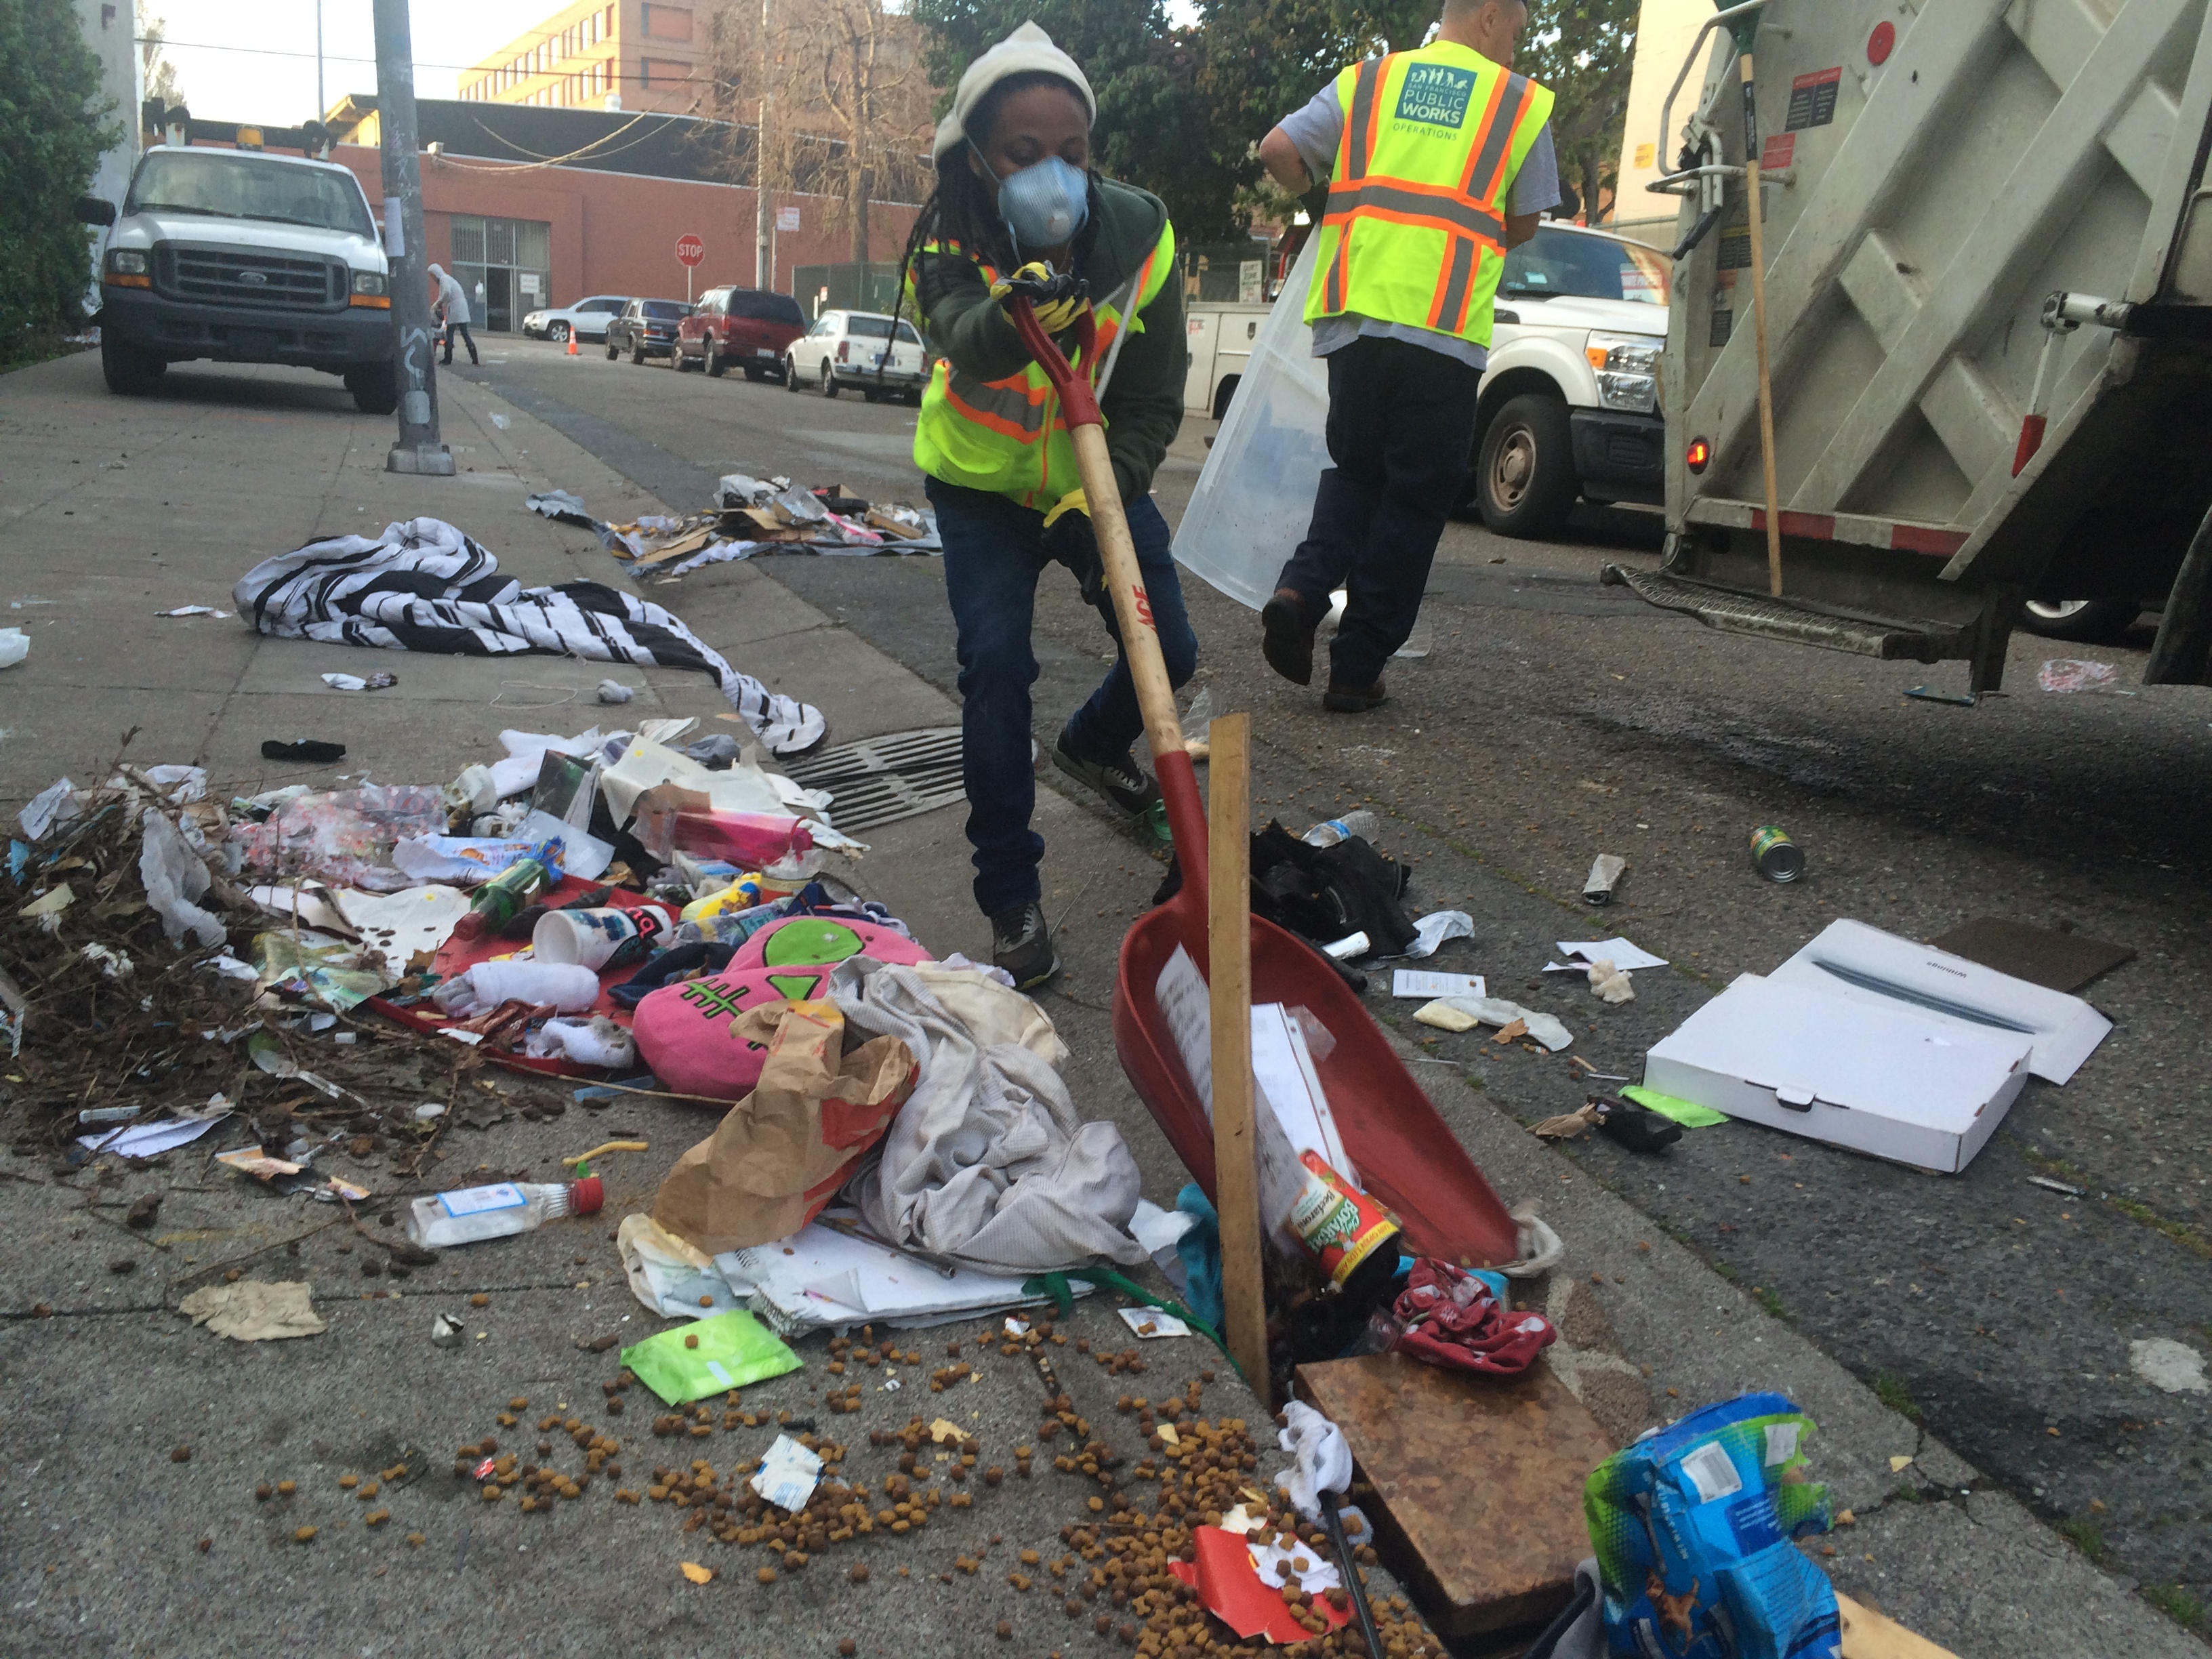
[534,906,657,970]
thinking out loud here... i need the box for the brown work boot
[1322,676,1387,712]
[1261,588,1317,686]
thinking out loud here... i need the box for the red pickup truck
[675,287,808,382]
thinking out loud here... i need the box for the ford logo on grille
[237,270,268,285]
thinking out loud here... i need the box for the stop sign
[675,234,705,268]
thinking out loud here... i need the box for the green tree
[0,0,119,364]
[912,0,1247,241]
[1520,0,1637,221]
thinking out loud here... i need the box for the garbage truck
[1603,0,2212,689]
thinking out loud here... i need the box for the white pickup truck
[1458,221,1671,537]
[77,144,397,413]
[1185,222,1671,539]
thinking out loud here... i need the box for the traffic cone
[566,331,579,356]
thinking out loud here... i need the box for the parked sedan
[676,286,806,380]
[521,294,630,342]
[784,310,928,403]
[605,298,691,363]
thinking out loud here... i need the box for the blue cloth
[926,476,1197,918]
[1174,1183,1225,1333]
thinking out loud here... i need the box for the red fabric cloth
[1389,1257,1557,1376]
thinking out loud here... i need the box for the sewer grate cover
[784,726,966,833]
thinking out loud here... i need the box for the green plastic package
[621,1311,801,1405]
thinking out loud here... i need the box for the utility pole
[315,0,325,120]
[755,0,771,288]
[372,0,453,476]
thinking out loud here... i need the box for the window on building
[642,4,693,41]
[643,58,688,87]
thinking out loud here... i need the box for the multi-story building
[458,0,728,116]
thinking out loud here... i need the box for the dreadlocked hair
[880,70,1101,384]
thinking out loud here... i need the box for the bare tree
[138,7,182,107]
[801,0,933,264]
[697,0,932,268]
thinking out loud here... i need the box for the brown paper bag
[652,1000,914,1253]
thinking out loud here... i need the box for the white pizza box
[1642,973,2033,1174]
[1767,918,2110,1085]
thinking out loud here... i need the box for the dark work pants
[1275,335,1483,685]
[441,320,478,365]
[928,476,1198,918]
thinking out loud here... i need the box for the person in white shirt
[427,264,478,365]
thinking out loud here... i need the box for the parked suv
[784,310,928,403]
[606,298,691,363]
[78,145,396,412]
[1460,223,1671,537]
[677,286,806,381]
[523,295,630,343]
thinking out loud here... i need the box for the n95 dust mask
[994,154,1090,252]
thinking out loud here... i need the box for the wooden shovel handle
[1010,299,1187,774]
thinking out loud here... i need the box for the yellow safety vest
[1305,44,1553,347]
[910,221,1176,509]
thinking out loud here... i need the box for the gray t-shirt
[1277,68,1561,369]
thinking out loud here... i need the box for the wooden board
[1296,1351,1616,1638]
[1838,1592,1963,1659]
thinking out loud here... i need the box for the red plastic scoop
[1009,299,1519,1266]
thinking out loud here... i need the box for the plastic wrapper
[232,784,444,891]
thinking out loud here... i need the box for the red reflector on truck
[1685,437,1711,473]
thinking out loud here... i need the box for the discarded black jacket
[1152,822,1416,958]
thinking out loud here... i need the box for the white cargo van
[1612,0,2212,689]
[77,145,397,413]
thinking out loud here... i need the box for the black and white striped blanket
[233,518,825,756]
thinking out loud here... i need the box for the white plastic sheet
[1172,238,1332,610]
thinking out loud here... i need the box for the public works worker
[1256,0,1558,710]
[895,21,1191,989]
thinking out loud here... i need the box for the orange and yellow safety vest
[1305,43,1553,347]
[911,221,1176,508]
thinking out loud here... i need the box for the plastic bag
[2036,658,2119,693]
[139,809,227,947]
[1585,1392,1838,1659]
[232,784,445,891]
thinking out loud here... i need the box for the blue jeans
[928,476,1199,918]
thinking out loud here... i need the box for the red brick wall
[332,143,920,314]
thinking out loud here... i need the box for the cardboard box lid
[1768,919,2110,1084]
[1646,974,2031,1132]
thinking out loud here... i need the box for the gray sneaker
[989,901,1059,990]
[1052,731,1161,817]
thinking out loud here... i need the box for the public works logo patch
[1394,63,1476,130]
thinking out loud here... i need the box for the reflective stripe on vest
[911,220,1176,508]
[1306,45,1553,348]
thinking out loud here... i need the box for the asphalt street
[457,334,2212,1624]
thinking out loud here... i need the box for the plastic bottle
[452,838,562,941]
[1302,809,1379,848]
[405,1176,603,1248]
[679,872,764,924]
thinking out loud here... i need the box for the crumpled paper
[178,1279,326,1340]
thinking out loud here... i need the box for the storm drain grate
[784,726,966,833]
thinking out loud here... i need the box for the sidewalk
[0,351,2198,1658]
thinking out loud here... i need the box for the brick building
[297,98,922,330]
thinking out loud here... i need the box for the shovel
[1007,295,1521,1267]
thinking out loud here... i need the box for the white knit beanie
[930,21,1095,164]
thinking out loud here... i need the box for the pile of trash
[527,476,940,584]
